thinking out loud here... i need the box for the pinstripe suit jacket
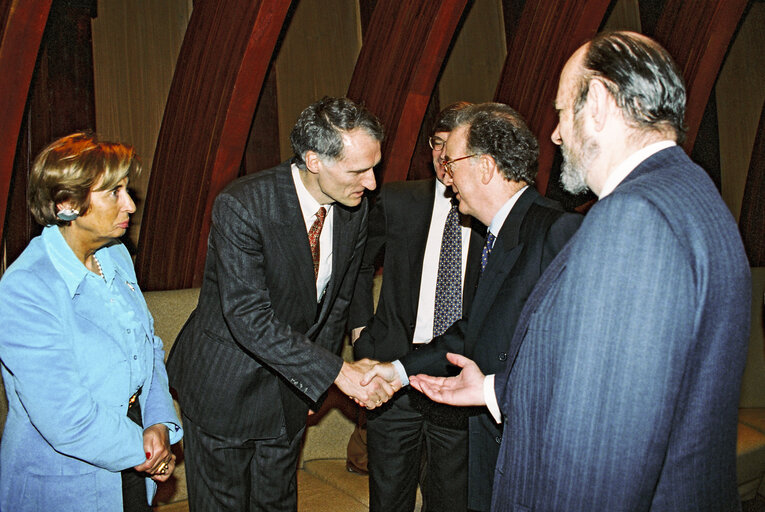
[492,146,751,511]
[166,162,367,440]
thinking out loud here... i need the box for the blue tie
[433,202,462,336]
[481,231,496,272]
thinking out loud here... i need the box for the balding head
[573,31,687,141]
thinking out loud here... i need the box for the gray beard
[560,145,589,195]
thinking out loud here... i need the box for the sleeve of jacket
[210,191,344,402]
[398,318,469,377]
[0,270,147,472]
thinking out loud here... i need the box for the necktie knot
[308,207,327,279]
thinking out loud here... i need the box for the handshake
[334,359,403,410]
[334,352,490,410]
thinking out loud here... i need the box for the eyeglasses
[428,136,445,150]
[442,154,477,177]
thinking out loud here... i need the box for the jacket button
[498,352,507,361]
[494,436,502,444]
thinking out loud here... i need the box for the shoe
[346,460,368,476]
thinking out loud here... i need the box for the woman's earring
[56,208,80,221]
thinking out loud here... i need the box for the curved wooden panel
[0,0,52,244]
[653,0,748,152]
[493,0,611,195]
[739,100,765,266]
[346,0,470,185]
[135,0,292,290]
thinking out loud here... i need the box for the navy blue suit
[492,146,751,511]
[401,186,582,510]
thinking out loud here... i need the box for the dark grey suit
[350,178,485,512]
[166,162,367,510]
[401,186,581,511]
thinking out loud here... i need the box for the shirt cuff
[484,374,501,423]
[392,360,409,387]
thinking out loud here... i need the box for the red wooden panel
[134,0,292,290]
[653,0,748,152]
[347,0,470,185]
[493,0,611,195]
[739,101,765,267]
[0,0,52,244]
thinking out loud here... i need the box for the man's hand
[361,361,402,391]
[335,359,399,409]
[409,353,487,406]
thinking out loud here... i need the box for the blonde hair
[28,132,141,226]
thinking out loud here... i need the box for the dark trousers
[123,390,151,512]
[367,392,468,512]
[182,413,304,512]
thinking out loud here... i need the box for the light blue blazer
[0,226,182,511]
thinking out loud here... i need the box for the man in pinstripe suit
[166,97,397,511]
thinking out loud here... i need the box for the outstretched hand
[409,352,487,407]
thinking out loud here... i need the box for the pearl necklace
[93,254,106,281]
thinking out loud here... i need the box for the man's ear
[304,151,322,175]
[479,154,497,185]
[586,78,611,132]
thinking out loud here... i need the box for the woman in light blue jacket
[0,133,182,511]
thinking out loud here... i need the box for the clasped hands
[335,359,402,409]
[336,352,488,410]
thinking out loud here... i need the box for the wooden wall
[91,0,193,247]
[1,0,763,282]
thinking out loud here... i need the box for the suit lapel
[505,228,576,372]
[72,286,127,359]
[273,168,317,316]
[466,187,538,336]
[463,218,487,314]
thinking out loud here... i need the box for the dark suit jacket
[400,186,582,511]
[166,162,368,440]
[349,178,484,362]
[492,147,751,511]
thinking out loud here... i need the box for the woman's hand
[134,423,175,481]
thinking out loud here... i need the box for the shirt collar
[489,185,528,236]
[42,225,118,298]
[599,140,676,199]
[291,163,333,223]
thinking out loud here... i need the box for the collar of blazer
[466,187,538,334]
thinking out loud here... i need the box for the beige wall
[716,2,765,222]
[91,0,193,244]
[275,0,363,162]
[439,0,507,106]
[602,0,641,31]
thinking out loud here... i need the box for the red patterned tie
[308,207,327,279]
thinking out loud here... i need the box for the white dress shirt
[412,179,472,343]
[292,164,333,301]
